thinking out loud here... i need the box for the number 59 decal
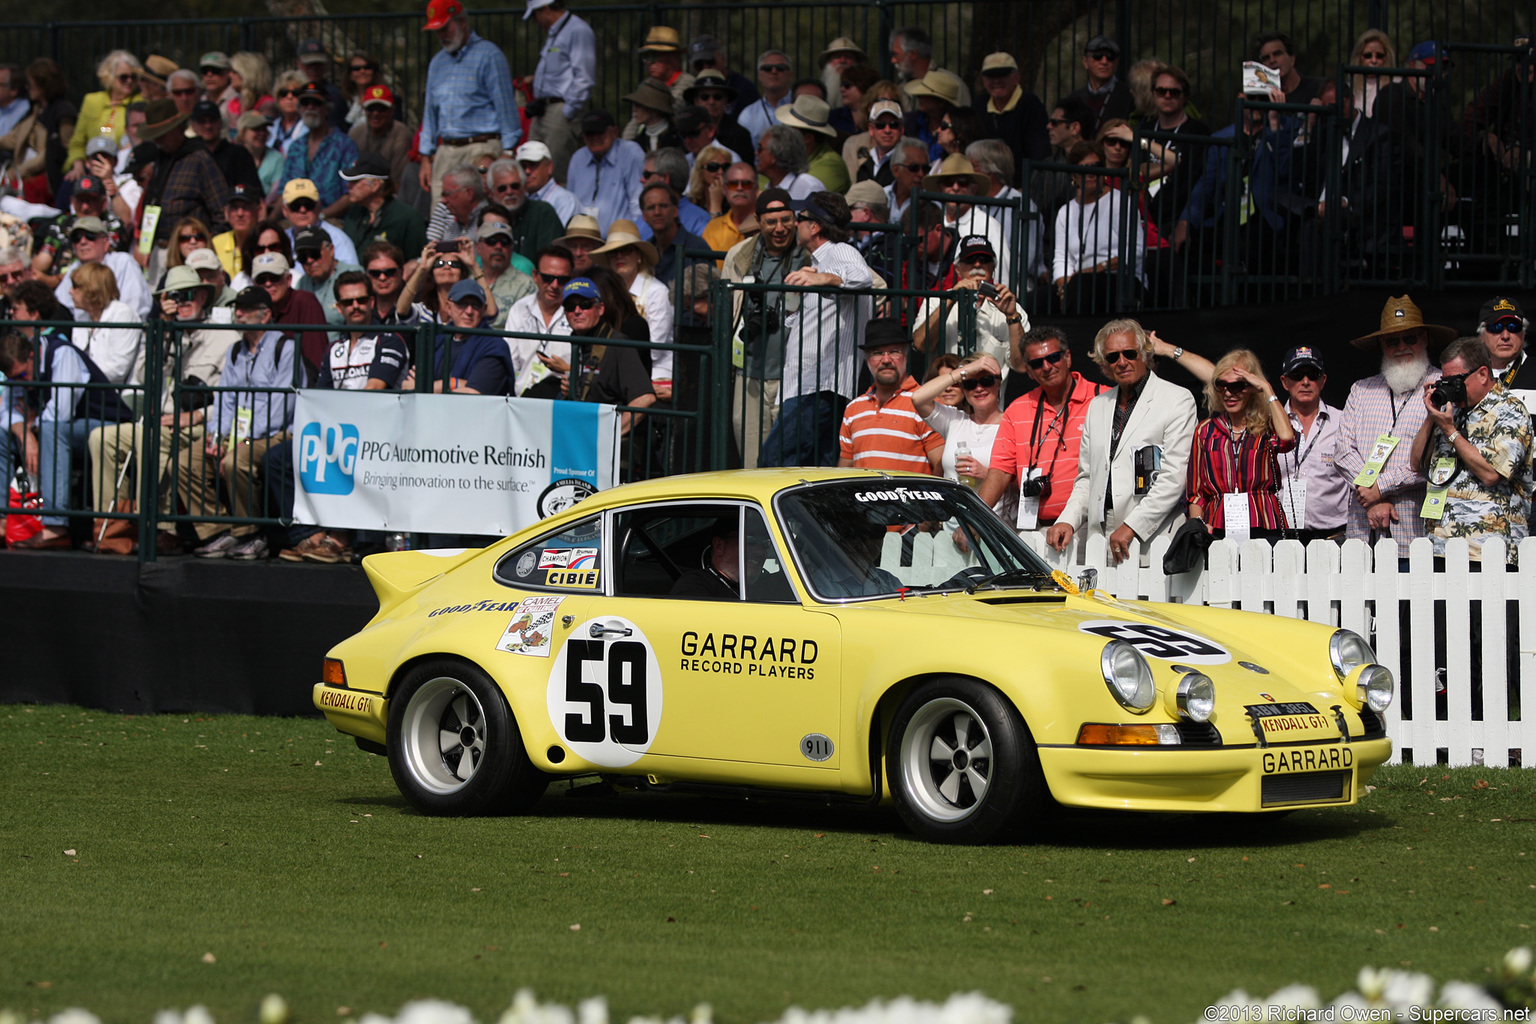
[547,618,663,767]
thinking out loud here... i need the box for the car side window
[494,515,603,592]
[613,503,796,603]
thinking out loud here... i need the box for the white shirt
[55,251,151,320]
[1051,189,1145,285]
[628,270,674,383]
[885,184,915,226]
[775,171,827,201]
[530,180,579,225]
[71,298,143,384]
[738,92,792,147]
[780,239,873,401]
[503,293,572,396]
[915,290,1018,370]
[924,402,1014,523]
[945,206,1014,292]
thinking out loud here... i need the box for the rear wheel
[887,678,1044,843]
[387,660,548,815]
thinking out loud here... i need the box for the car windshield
[775,479,1057,601]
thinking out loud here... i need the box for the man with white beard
[1334,296,1456,558]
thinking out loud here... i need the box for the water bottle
[955,441,978,489]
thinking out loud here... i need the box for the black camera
[1019,474,1051,501]
[1430,375,1468,409]
[977,281,999,299]
[741,298,779,343]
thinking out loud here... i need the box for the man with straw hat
[637,26,695,109]
[818,36,868,109]
[556,213,603,273]
[1335,295,1455,558]
[923,153,1011,289]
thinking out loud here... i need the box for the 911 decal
[547,618,663,767]
[1077,619,1232,665]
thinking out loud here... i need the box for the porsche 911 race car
[314,469,1394,843]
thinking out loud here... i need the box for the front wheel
[887,678,1045,843]
[387,660,548,816]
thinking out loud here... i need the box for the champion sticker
[540,548,574,569]
[496,595,564,658]
[1077,619,1232,665]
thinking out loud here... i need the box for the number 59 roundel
[546,618,664,767]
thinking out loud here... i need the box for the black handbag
[1161,519,1212,575]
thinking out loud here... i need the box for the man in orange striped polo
[838,318,943,473]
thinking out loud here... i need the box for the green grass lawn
[1,706,1530,1024]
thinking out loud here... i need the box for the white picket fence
[1009,532,1534,768]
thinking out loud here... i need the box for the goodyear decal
[428,599,522,617]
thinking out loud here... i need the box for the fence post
[709,275,733,470]
[138,319,165,563]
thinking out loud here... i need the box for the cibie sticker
[1077,619,1232,665]
[547,618,663,768]
[496,595,564,658]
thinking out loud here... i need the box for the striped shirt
[840,376,942,472]
[780,240,874,401]
[1187,415,1298,530]
[419,33,522,156]
[991,372,1103,522]
[1334,369,1442,556]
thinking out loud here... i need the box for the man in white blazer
[1047,318,1197,563]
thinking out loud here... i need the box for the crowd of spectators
[0,7,1532,567]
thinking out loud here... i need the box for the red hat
[361,84,395,108]
[424,0,464,30]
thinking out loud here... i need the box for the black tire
[387,660,548,816]
[886,677,1045,843]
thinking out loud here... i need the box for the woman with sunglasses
[931,107,983,171]
[233,222,293,290]
[686,145,734,217]
[342,52,401,126]
[1349,30,1398,119]
[1186,349,1296,541]
[911,352,1012,520]
[359,240,408,326]
[66,51,142,183]
[1095,118,1175,251]
[397,239,495,325]
[269,70,309,155]
[153,216,212,293]
[69,261,142,386]
[227,52,274,127]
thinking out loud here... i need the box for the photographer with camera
[910,235,1025,379]
[1409,336,1534,564]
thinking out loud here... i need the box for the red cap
[423,0,464,30]
[361,84,395,108]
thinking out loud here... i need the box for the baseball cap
[236,111,270,132]
[295,81,329,105]
[199,51,232,71]
[448,279,486,305]
[1408,41,1448,65]
[515,141,552,163]
[674,106,710,137]
[981,52,1018,74]
[74,175,106,197]
[425,0,464,30]
[755,187,792,217]
[84,135,117,160]
[71,215,108,235]
[361,84,395,109]
[868,99,903,125]
[844,180,888,208]
[1280,346,1325,377]
[184,248,223,272]
[234,285,274,309]
[283,179,320,205]
[159,265,203,294]
[562,277,601,302]
[227,182,261,206]
[1084,34,1120,56]
[580,109,616,134]
[957,234,995,262]
[251,251,292,278]
[523,0,555,20]
[191,100,221,122]
[296,39,329,64]
[689,34,720,65]
[1478,296,1526,325]
[788,194,847,227]
[339,152,391,181]
[292,226,328,252]
[476,221,513,243]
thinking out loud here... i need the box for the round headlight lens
[1357,664,1394,713]
[1101,640,1156,712]
[1330,629,1375,679]
[1176,673,1216,722]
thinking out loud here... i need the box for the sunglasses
[961,373,999,391]
[254,242,285,253]
[1381,333,1421,349]
[288,199,318,212]
[494,181,523,192]
[70,231,104,244]
[1486,317,1525,334]
[939,121,954,131]
[350,64,373,72]
[1103,137,1129,148]
[872,118,903,130]
[696,92,728,103]
[433,259,466,271]
[701,161,730,173]
[1046,117,1069,126]
[1154,86,1185,97]
[896,162,929,172]
[1214,379,1252,395]
[1088,50,1118,62]
[1027,350,1066,370]
[562,296,600,312]
[1285,367,1323,382]
[537,272,572,286]
[0,269,25,283]
[367,266,400,277]
[298,98,325,108]
[117,73,138,83]
[254,274,285,286]
[276,89,298,98]
[454,297,485,310]
[295,249,323,263]
[170,87,198,96]
[168,289,202,303]
[1104,348,1141,364]
[759,64,790,73]
[200,67,226,76]
[179,232,207,243]
[725,179,754,190]
[481,235,512,247]
[681,127,707,139]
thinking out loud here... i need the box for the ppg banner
[292,391,620,535]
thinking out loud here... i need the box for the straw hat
[556,215,603,249]
[775,95,837,137]
[1348,295,1458,350]
[819,37,868,64]
[623,79,676,116]
[590,219,658,267]
[921,154,991,194]
[638,26,684,54]
[903,69,963,106]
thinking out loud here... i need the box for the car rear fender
[363,548,485,613]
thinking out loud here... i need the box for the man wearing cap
[721,187,799,465]
[86,264,233,554]
[912,234,1025,369]
[475,217,536,329]
[837,318,942,473]
[559,276,656,434]
[249,250,330,376]
[1065,35,1133,125]
[1335,296,1450,558]
[853,99,906,187]
[32,177,129,287]
[408,278,515,396]
[137,56,177,103]
[674,105,744,168]
[924,154,1014,290]
[524,0,597,182]
[1268,346,1350,542]
[517,141,578,224]
[184,248,238,311]
[1256,33,1324,106]
[636,27,696,110]
[818,38,868,110]
[973,52,1051,173]
[682,72,754,165]
[341,152,428,259]
[504,243,575,397]
[295,39,350,129]
[293,225,362,327]
[889,27,970,105]
[1478,297,1536,418]
[739,51,795,148]
[197,52,239,133]
[177,285,298,560]
[348,85,415,196]
[757,191,873,467]
[844,179,893,264]
[567,109,646,233]
[903,70,965,159]
[283,178,359,266]
[776,95,849,194]
[279,81,359,212]
[419,0,521,205]
[236,112,284,195]
[52,215,152,320]
[190,99,262,193]
[621,79,684,153]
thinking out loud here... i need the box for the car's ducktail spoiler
[362,548,483,611]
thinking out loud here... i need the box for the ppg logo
[298,422,359,495]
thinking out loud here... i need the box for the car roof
[573,467,943,510]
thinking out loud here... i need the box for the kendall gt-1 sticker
[1077,619,1232,665]
[547,617,663,768]
[496,595,564,657]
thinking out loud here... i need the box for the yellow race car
[314,469,1394,843]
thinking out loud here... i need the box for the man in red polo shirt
[978,325,1102,530]
[838,318,942,473]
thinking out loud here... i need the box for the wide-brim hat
[590,219,658,267]
[819,37,868,64]
[921,153,991,194]
[775,94,837,137]
[683,69,737,104]
[639,26,684,54]
[903,69,963,107]
[623,79,676,115]
[1348,295,1457,350]
[139,99,190,142]
[556,214,604,248]
[141,55,179,86]
[158,265,205,294]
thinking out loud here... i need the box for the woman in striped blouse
[1187,348,1297,538]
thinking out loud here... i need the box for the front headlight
[1165,672,1215,722]
[1330,629,1375,679]
[1355,664,1394,713]
[1101,640,1155,712]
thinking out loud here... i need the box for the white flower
[1380,970,1434,1011]
[259,995,290,1024]
[358,1014,395,1024]
[1357,967,1388,1001]
[1504,946,1534,976]
[183,1007,216,1024]
[395,1001,475,1024]
[577,997,608,1024]
[1438,981,1500,1012]
[48,1010,102,1024]
[1263,985,1320,1011]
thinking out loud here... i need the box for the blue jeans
[757,391,847,468]
[1,419,93,527]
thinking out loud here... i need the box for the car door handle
[589,622,633,638]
